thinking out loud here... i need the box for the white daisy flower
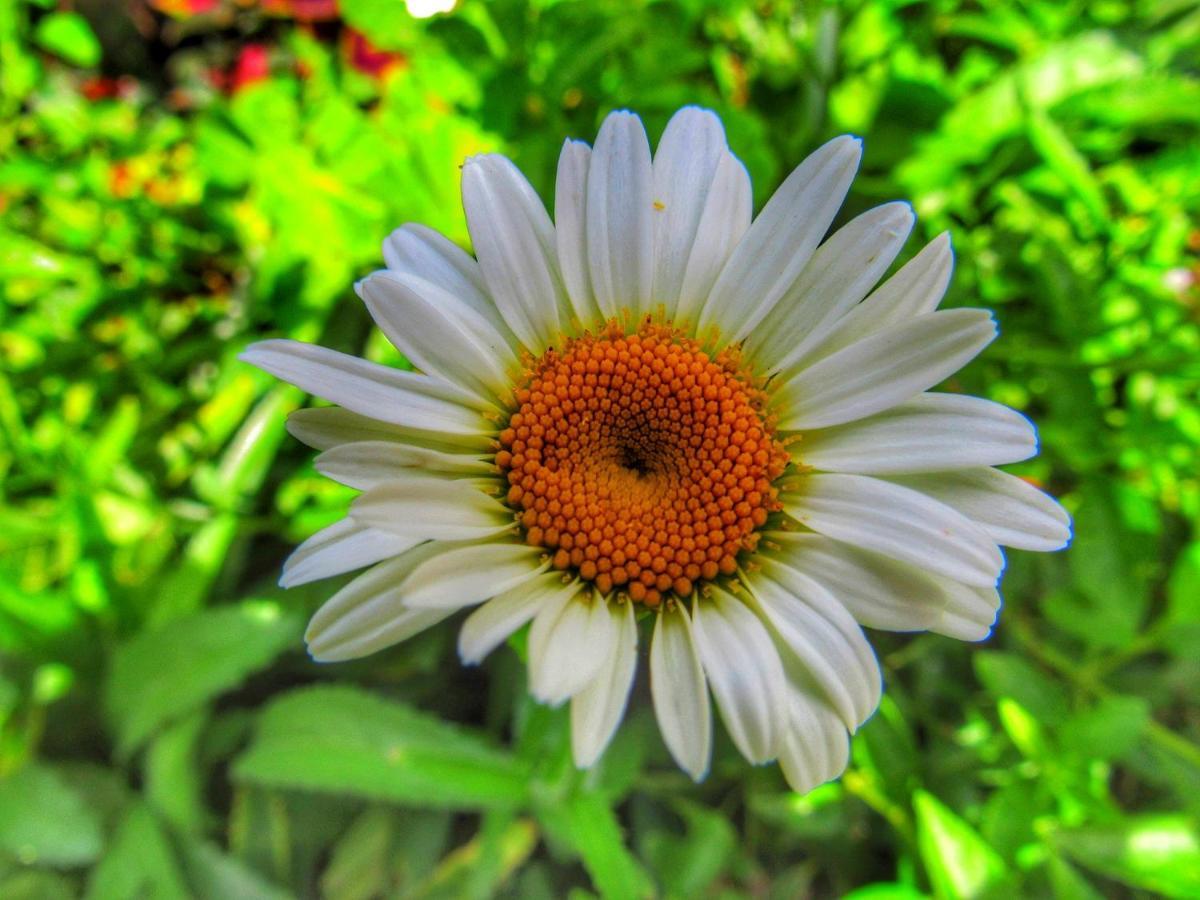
[241,106,1071,792]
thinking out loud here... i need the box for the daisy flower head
[241,106,1071,791]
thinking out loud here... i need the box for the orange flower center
[496,322,789,606]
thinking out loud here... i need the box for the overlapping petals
[240,104,1070,795]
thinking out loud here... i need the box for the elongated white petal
[799,231,953,366]
[778,684,850,795]
[571,600,638,768]
[528,593,619,706]
[286,407,484,454]
[749,202,914,375]
[587,111,654,320]
[401,541,548,609]
[315,440,491,491]
[697,136,861,343]
[280,517,415,588]
[306,544,452,661]
[746,559,881,730]
[381,223,514,341]
[462,154,565,353]
[351,477,514,541]
[691,589,788,764]
[555,140,603,328]
[783,474,1004,587]
[890,468,1071,551]
[458,573,579,665]
[935,588,1001,642]
[359,271,518,405]
[650,603,712,781]
[651,107,727,318]
[675,151,752,327]
[764,531,999,639]
[240,340,493,436]
[776,309,997,431]
[797,394,1037,475]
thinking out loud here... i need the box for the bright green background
[3,0,1200,897]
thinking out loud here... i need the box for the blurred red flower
[231,44,271,92]
[261,0,340,21]
[342,28,405,79]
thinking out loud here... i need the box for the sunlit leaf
[0,765,103,868]
[914,790,1008,899]
[233,685,529,810]
[1052,815,1200,898]
[105,602,302,757]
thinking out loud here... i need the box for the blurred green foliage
[2,0,1200,897]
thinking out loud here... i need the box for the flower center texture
[496,322,789,607]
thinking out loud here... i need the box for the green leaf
[974,652,1070,724]
[0,870,77,900]
[1167,541,1200,623]
[1060,696,1150,762]
[1025,109,1109,226]
[85,804,189,900]
[1045,855,1105,900]
[1052,815,1200,898]
[843,885,930,900]
[640,799,735,897]
[339,0,421,50]
[554,790,653,900]
[178,840,293,900]
[33,12,101,68]
[914,790,1008,900]
[0,765,103,868]
[232,685,529,810]
[320,807,403,900]
[144,711,209,835]
[105,602,302,757]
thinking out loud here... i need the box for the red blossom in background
[150,0,221,16]
[230,44,271,92]
[261,0,340,21]
[342,28,405,79]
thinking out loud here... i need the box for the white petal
[381,222,514,341]
[650,602,712,782]
[458,572,578,665]
[651,107,728,319]
[240,340,493,438]
[775,308,997,430]
[571,600,638,768]
[462,154,566,353]
[765,531,1000,639]
[782,473,1004,587]
[746,559,881,731]
[351,476,514,541]
[889,467,1071,551]
[797,393,1037,475]
[799,231,953,366]
[555,139,603,328]
[691,588,788,765]
[315,440,491,491]
[528,592,619,706]
[674,151,752,327]
[400,541,549,609]
[280,517,415,588]
[305,544,452,662]
[358,271,518,405]
[748,202,914,375]
[778,684,851,795]
[286,407,484,454]
[587,111,654,320]
[934,588,1001,642]
[697,135,861,343]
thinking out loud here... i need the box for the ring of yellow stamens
[496,321,788,607]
